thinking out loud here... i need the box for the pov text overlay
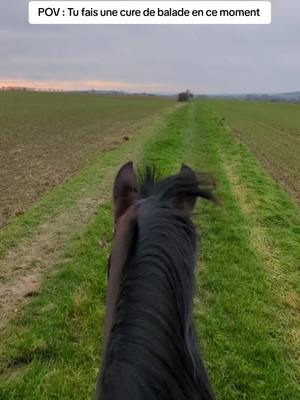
[29,1,272,25]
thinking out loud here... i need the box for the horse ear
[113,161,138,222]
[180,164,196,177]
[174,164,197,216]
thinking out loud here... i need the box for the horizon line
[1,85,300,97]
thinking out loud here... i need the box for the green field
[0,98,299,399]
[205,99,300,205]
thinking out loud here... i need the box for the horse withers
[96,161,216,400]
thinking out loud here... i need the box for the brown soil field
[0,91,174,227]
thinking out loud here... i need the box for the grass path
[0,102,299,399]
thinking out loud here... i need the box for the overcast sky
[0,0,299,94]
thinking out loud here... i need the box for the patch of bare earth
[0,137,145,332]
[223,157,300,363]
[0,197,105,332]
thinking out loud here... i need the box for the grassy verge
[0,205,111,399]
[191,101,299,399]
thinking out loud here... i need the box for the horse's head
[97,161,216,400]
[110,162,208,279]
[112,161,209,232]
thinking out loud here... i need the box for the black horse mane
[139,166,217,203]
[98,168,215,400]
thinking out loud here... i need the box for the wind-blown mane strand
[138,166,217,204]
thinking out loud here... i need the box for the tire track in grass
[138,103,189,174]
[190,101,299,399]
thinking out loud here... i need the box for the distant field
[0,91,174,227]
[205,100,300,204]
